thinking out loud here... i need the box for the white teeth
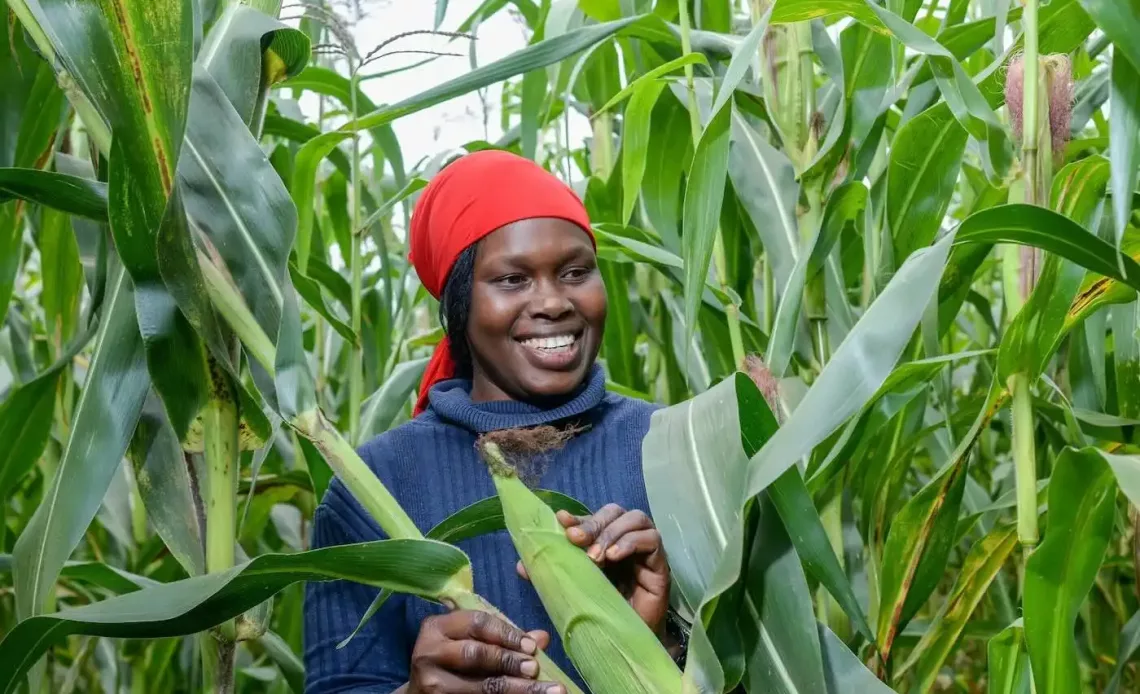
[522,334,577,350]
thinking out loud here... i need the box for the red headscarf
[408,149,594,416]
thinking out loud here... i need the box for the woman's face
[466,218,606,403]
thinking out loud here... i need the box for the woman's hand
[406,610,565,694]
[517,504,670,636]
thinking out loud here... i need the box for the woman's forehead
[476,218,595,262]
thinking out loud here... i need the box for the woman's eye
[497,274,527,287]
[563,266,592,281]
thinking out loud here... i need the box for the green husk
[481,439,686,694]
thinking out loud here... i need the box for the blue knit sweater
[303,366,659,693]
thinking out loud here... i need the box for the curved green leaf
[729,108,800,295]
[291,131,354,273]
[876,456,970,662]
[988,620,1030,694]
[0,14,67,328]
[275,66,406,188]
[595,54,708,118]
[768,182,867,376]
[888,107,968,265]
[0,540,471,694]
[682,103,731,346]
[0,169,108,220]
[129,393,206,577]
[954,204,1140,290]
[747,232,956,497]
[359,357,431,442]
[181,68,295,345]
[899,524,1019,690]
[819,623,896,693]
[1024,447,1118,694]
[1076,0,1140,75]
[621,79,667,225]
[13,268,150,621]
[196,3,310,123]
[426,491,591,544]
[1109,51,1140,260]
[0,322,96,501]
[1106,610,1140,694]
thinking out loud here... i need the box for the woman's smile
[517,331,585,370]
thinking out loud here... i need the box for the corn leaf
[988,620,1031,694]
[1024,447,1118,694]
[898,524,1019,690]
[747,231,956,497]
[0,540,471,694]
[681,103,731,352]
[1106,610,1140,694]
[12,268,150,620]
[0,170,108,221]
[1109,51,1140,262]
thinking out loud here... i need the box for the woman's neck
[428,364,607,434]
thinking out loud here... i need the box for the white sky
[294,0,589,170]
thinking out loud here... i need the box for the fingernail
[548,686,565,694]
[521,636,537,654]
[588,544,602,560]
[568,528,585,541]
[607,546,620,559]
[521,659,538,677]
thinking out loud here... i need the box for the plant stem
[348,61,364,446]
[291,408,424,542]
[675,0,702,148]
[1010,373,1038,547]
[203,358,239,693]
[199,254,276,372]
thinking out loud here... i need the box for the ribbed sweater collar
[426,365,607,433]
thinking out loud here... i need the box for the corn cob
[481,440,686,694]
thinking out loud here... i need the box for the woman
[304,150,681,693]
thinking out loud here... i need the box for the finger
[526,630,551,651]
[603,527,664,565]
[555,510,580,528]
[415,670,565,694]
[435,639,541,678]
[516,560,531,581]
[441,611,537,655]
[591,510,653,562]
[567,503,624,548]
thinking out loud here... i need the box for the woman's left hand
[516,504,670,636]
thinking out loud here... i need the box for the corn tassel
[482,441,685,694]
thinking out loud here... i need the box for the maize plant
[2,0,1140,692]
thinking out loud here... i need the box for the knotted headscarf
[408,149,594,416]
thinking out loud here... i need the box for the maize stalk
[481,440,685,694]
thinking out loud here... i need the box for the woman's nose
[530,282,573,320]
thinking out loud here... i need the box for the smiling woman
[303,150,685,694]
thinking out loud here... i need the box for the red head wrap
[408,149,594,415]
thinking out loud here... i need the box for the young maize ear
[483,441,685,694]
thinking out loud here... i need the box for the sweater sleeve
[303,483,412,693]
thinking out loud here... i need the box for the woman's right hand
[406,610,566,694]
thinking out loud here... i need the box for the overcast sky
[294,0,560,169]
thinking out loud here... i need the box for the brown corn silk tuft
[1004,54,1074,153]
[744,354,784,424]
[478,424,585,485]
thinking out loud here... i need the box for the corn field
[1,0,1140,691]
